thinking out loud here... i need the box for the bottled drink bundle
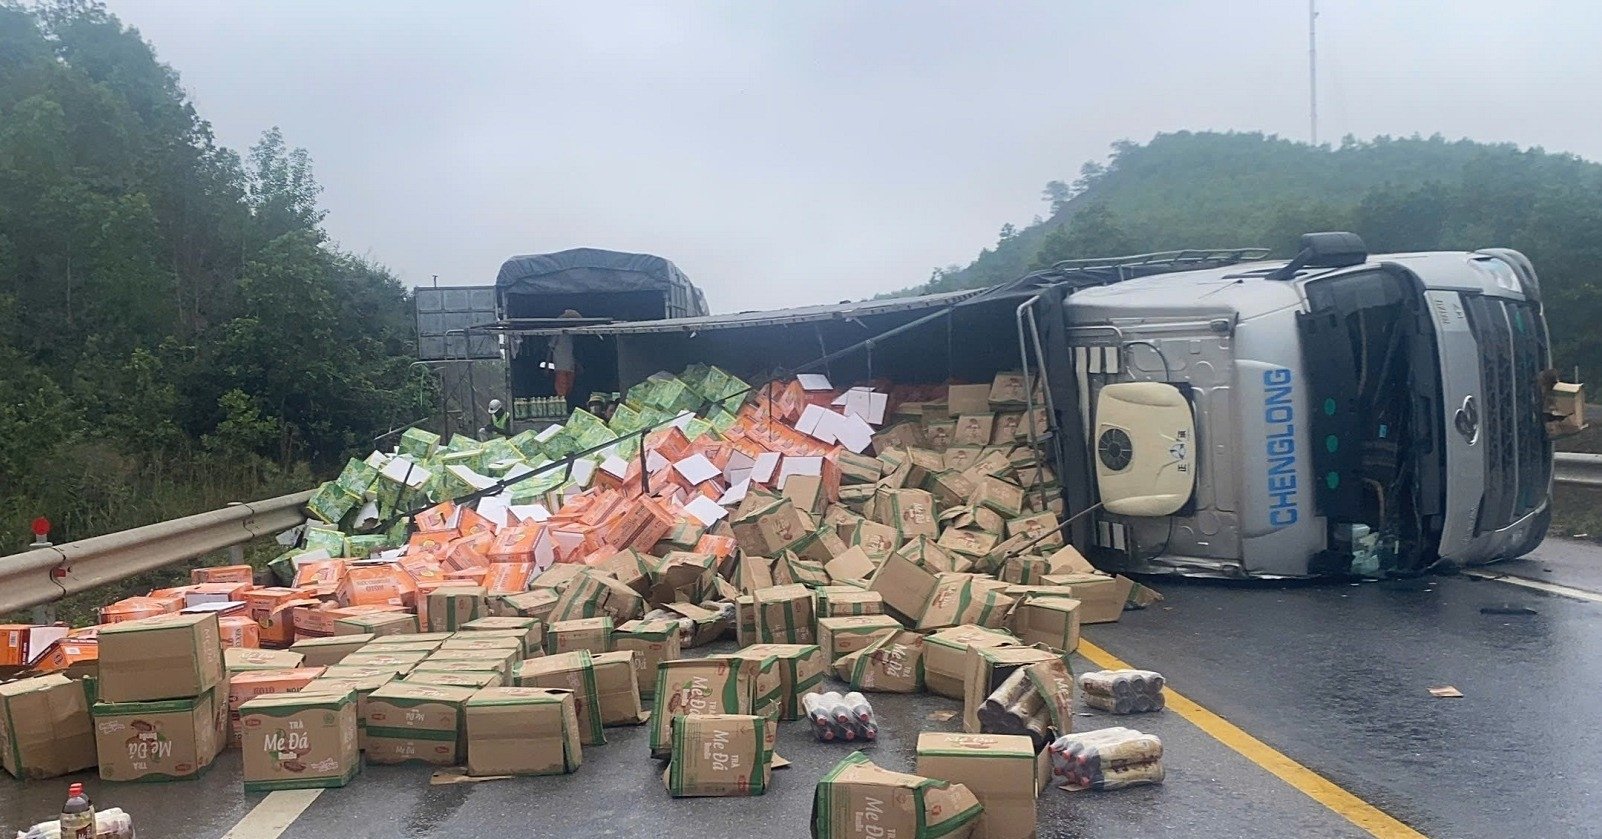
[977,668,1054,751]
[802,691,878,742]
[1077,668,1166,714]
[1047,727,1164,790]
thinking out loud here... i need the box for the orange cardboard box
[695,534,738,560]
[293,559,349,596]
[408,531,454,554]
[219,616,261,649]
[245,588,312,621]
[337,565,416,608]
[414,500,460,534]
[191,565,256,585]
[293,604,407,638]
[489,525,544,565]
[31,638,97,677]
[483,563,535,596]
[457,506,498,537]
[445,567,490,585]
[0,624,31,666]
[226,666,327,748]
[141,591,189,613]
[98,597,174,624]
[261,598,320,647]
[645,425,694,462]
[444,533,494,571]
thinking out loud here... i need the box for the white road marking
[1466,570,1602,603]
[220,790,323,839]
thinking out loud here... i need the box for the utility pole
[1309,0,1319,145]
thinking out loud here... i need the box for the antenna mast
[1309,0,1319,145]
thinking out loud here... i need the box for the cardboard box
[815,586,883,618]
[648,552,720,606]
[464,687,582,776]
[406,670,503,689]
[225,647,306,673]
[552,569,644,623]
[218,615,261,649]
[29,638,98,679]
[923,625,1021,700]
[961,646,1067,734]
[952,414,995,448]
[916,733,1047,839]
[811,752,982,839]
[98,612,224,703]
[546,617,613,655]
[918,575,1015,631]
[731,497,815,556]
[835,629,925,693]
[299,672,394,750]
[333,611,419,638]
[336,565,415,609]
[868,552,941,624]
[849,520,901,565]
[753,584,816,645]
[364,682,475,765]
[289,634,374,668]
[589,650,648,725]
[872,488,938,539]
[460,616,544,657]
[648,657,764,759]
[1011,596,1081,653]
[822,546,876,583]
[816,615,902,665]
[0,675,95,779]
[732,644,825,720]
[425,586,488,632]
[191,564,256,585]
[424,648,519,679]
[948,383,991,416]
[227,668,326,713]
[494,588,560,622]
[239,690,360,791]
[511,651,606,746]
[367,631,453,645]
[664,714,773,797]
[614,619,681,701]
[736,596,756,647]
[92,688,221,782]
[362,640,445,655]
[1039,573,1133,624]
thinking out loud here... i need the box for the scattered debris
[1428,686,1465,698]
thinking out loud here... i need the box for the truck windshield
[1297,269,1442,573]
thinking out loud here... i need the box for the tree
[1032,204,1136,267]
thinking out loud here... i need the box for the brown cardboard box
[425,648,519,679]
[512,651,607,746]
[923,625,1021,699]
[340,650,428,674]
[811,752,982,839]
[438,636,524,664]
[664,602,730,648]
[225,647,306,673]
[589,650,647,726]
[849,520,902,563]
[239,690,360,791]
[868,551,941,624]
[733,554,776,594]
[364,682,475,765]
[299,671,394,750]
[405,670,502,689]
[783,473,827,516]
[872,488,938,539]
[367,631,453,645]
[530,563,587,593]
[952,414,995,448]
[358,640,443,655]
[1038,573,1133,624]
[97,612,224,704]
[735,596,756,647]
[937,528,1000,559]
[753,584,816,645]
[834,629,925,693]
[815,586,883,618]
[460,616,543,657]
[916,732,1047,839]
[425,586,487,632]
[226,668,326,748]
[948,383,992,416]
[493,588,559,622]
[822,546,877,583]
[648,657,763,759]
[552,569,644,623]
[998,556,1050,585]
[961,646,1068,734]
[1011,596,1081,653]
[464,687,582,776]
[732,498,815,556]
[816,615,902,665]
[0,675,95,779]
[1005,512,1062,550]
[663,714,773,797]
[988,371,1031,408]
[1043,544,1097,575]
[648,552,720,606]
[614,620,681,701]
[288,635,373,668]
[732,644,825,720]
[92,688,221,782]
[599,549,654,595]
[546,617,613,655]
[334,611,419,638]
[972,476,1026,518]
[918,574,1015,631]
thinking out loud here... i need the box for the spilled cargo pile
[3,365,1165,836]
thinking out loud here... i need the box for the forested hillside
[924,131,1602,382]
[0,2,430,550]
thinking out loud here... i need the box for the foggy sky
[105,1,1602,312]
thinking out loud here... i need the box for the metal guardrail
[0,490,312,616]
[1555,452,1602,488]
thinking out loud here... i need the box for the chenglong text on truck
[481,234,1562,578]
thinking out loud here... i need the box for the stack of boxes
[90,612,226,782]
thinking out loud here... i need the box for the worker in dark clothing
[484,399,512,438]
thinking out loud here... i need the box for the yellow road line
[221,789,323,839]
[1079,639,1427,839]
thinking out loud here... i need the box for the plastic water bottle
[60,783,94,839]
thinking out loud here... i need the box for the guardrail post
[229,544,245,566]
[27,536,56,625]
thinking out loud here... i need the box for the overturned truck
[497,233,1559,578]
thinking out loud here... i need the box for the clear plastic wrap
[1047,727,1164,790]
[15,808,135,839]
[802,691,878,742]
[1077,668,1166,714]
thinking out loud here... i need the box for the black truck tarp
[495,248,709,321]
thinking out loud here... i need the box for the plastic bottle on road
[59,783,94,839]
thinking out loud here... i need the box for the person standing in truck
[549,308,583,406]
[484,399,511,438]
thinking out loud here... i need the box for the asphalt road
[5,538,1600,838]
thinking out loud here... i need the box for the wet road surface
[4,538,1599,838]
